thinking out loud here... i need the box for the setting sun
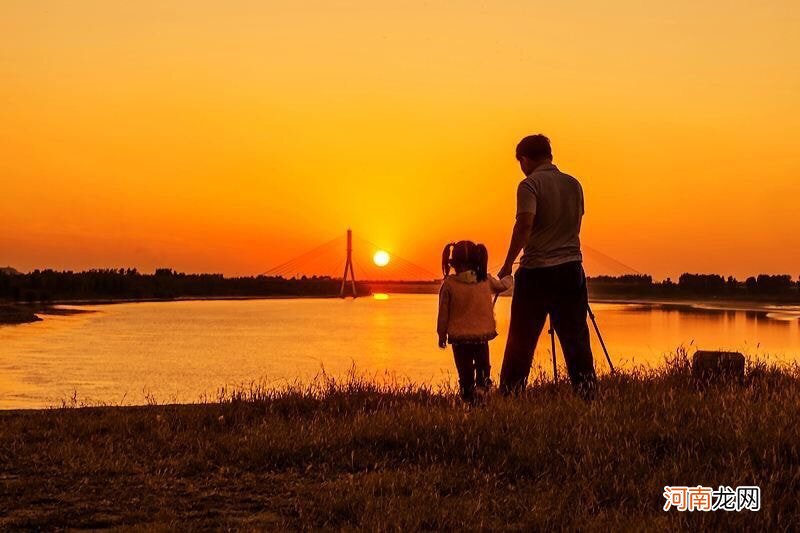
[373,250,390,267]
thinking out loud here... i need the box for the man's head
[515,134,552,176]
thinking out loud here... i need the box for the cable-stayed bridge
[262,230,640,290]
[262,230,440,283]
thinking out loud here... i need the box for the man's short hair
[516,134,552,161]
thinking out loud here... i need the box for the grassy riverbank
[2,355,798,530]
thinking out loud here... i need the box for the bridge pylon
[340,228,358,298]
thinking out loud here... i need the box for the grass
[1,352,799,530]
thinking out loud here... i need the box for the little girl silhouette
[438,241,513,403]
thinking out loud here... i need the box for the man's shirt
[516,162,584,269]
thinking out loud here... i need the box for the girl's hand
[498,263,513,279]
[438,334,447,349]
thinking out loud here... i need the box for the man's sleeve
[516,180,537,217]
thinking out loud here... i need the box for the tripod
[545,304,615,380]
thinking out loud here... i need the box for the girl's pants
[452,342,490,401]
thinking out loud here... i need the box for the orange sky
[1,1,798,279]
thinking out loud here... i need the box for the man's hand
[438,334,447,349]
[498,263,513,279]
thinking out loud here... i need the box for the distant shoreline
[0,304,97,326]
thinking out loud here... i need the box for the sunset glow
[1,1,798,278]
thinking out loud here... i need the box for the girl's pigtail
[441,243,454,278]
[475,244,488,282]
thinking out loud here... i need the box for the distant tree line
[588,273,800,300]
[2,268,797,303]
[0,269,370,302]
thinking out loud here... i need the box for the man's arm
[498,212,534,278]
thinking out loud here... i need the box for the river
[1,294,799,409]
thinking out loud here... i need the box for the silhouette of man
[498,134,597,397]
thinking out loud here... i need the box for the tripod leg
[587,305,615,373]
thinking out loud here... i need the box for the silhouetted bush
[678,273,726,293]
[755,274,793,294]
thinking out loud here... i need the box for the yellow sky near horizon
[1,0,799,279]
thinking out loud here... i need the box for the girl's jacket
[437,271,514,344]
